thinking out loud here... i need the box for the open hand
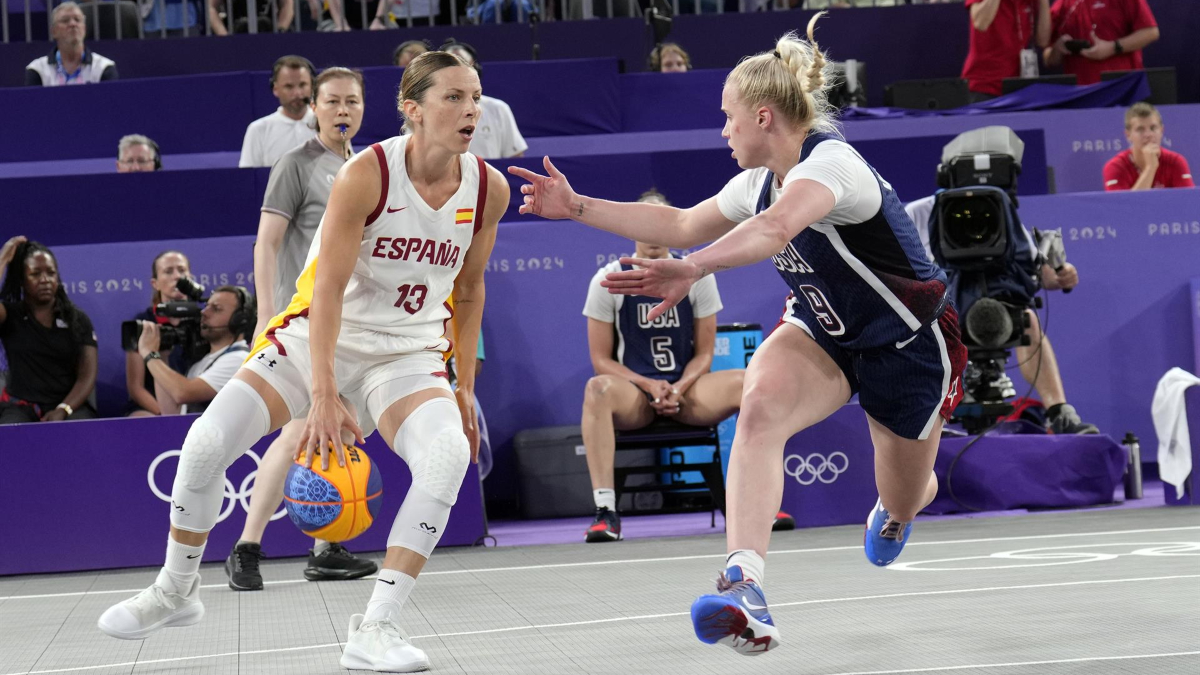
[507,157,580,220]
[1080,31,1115,60]
[601,256,701,323]
[296,392,365,471]
[0,235,26,267]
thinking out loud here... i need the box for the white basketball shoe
[98,573,204,639]
[340,614,430,672]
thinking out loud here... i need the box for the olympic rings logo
[147,449,288,524]
[784,452,849,485]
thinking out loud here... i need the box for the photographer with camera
[906,127,1097,435]
[134,285,255,416]
[1043,0,1158,86]
[125,251,196,417]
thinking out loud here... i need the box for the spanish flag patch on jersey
[455,208,474,225]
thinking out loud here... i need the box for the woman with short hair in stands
[100,51,509,674]
[0,237,98,425]
[511,13,967,655]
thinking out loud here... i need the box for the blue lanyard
[54,50,85,84]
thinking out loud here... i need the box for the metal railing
[5,0,962,44]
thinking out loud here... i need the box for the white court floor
[1,507,1198,675]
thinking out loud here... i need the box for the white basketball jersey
[265,135,487,359]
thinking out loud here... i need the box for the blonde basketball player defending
[512,14,966,655]
[99,51,509,673]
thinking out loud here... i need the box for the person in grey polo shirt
[224,67,374,592]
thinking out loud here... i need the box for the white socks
[365,569,417,624]
[159,536,205,594]
[312,539,332,556]
[726,549,765,585]
[593,488,616,512]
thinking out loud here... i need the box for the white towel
[1151,367,1200,499]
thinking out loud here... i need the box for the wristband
[144,351,162,366]
[1113,39,1123,55]
[56,402,73,416]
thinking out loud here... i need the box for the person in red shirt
[1103,102,1194,191]
[1044,0,1159,85]
[962,0,1052,100]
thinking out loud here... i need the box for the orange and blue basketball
[283,446,383,542]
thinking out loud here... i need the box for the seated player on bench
[579,190,793,542]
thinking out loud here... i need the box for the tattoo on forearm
[575,201,585,218]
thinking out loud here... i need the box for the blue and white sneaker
[864,498,913,567]
[689,565,781,655]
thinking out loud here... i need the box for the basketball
[283,445,383,543]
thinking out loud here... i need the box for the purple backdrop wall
[3,2,1194,102]
[15,186,1192,511]
[0,415,487,575]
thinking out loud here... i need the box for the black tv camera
[930,127,1059,432]
[121,278,209,359]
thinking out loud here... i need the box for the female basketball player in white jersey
[511,13,967,656]
[100,51,509,673]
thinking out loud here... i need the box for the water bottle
[1122,432,1143,500]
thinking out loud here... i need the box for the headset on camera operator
[905,126,1097,435]
[128,283,256,416]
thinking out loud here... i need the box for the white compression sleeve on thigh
[387,398,471,558]
[170,379,271,533]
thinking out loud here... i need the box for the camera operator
[126,251,195,417]
[905,127,1097,435]
[136,285,255,416]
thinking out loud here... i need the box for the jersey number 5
[651,336,676,372]
[395,284,428,315]
[799,285,845,336]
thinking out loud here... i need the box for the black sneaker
[225,542,265,591]
[772,510,796,531]
[1048,404,1099,435]
[304,543,379,581]
[585,507,622,543]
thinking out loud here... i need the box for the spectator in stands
[578,190,792,542]
[370,0,437,28]
[0,237,98,425]
[462,0,536,24]
[125,251,196,417]
[1043,0,1158,85]
[439,41,527,159]
[394,40,430,67]
[1104,102,1193,191]
[209,0,295,35]
[24,3,117,87]
[239,56,317,168]
[116,135,161,173]
[143,0,206,36]
[961,0,1052,101]
[904,196,1098,435]
[649,43,691,73]
[135,286,255,415]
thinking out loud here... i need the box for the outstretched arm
[602,179,835,322]
[508,157,737,249]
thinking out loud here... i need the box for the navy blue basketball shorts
[778,299,968,441]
